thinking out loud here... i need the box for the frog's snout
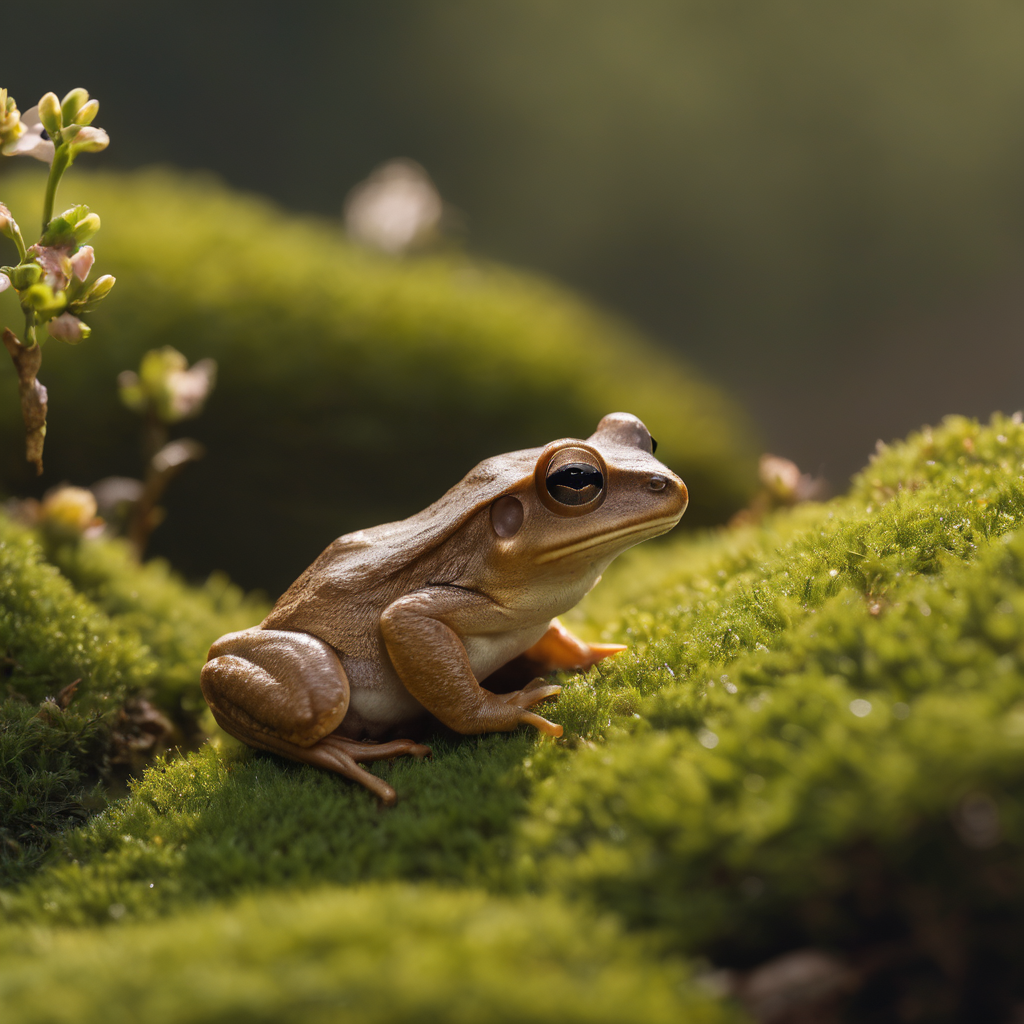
[651,470,688,518]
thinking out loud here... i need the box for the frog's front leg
[380,587,563,738]
[200,628,428,805]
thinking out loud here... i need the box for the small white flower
[344,159,443,254]
[1,106,55,163]
[0,272,9,294]
[166,359,217,420]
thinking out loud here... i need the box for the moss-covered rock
[0,167,758,594]
[5,412,1024,1020]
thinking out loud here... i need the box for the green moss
[0,512,268,885]
[6,411,1024,1018]
[519,415,1024,1012]
[3,737,542,926]
[0,514,154,711]
[0,167,758,594]
[0,884,738,1024]
[39,530,268,720]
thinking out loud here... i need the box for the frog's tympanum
[201,413,687,803]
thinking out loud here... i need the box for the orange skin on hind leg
[522,618,627,673]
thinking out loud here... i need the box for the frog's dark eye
[536,443,607,515]
[548,462,602,505]
[546,463,604,506]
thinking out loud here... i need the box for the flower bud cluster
[1,199,116,342]
[2,84,114,474]
[0,90,26,153]
[118,347,218,425]
[31,89,109,159]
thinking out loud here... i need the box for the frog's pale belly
[342,654,425,734]
[342,621,550,736]
[463,621,552,681]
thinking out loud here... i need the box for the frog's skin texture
[201,412,688,804]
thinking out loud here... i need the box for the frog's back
[261,446,542,646]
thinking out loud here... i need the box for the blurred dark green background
[5,0,1024,482]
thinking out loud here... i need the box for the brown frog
[201,412,687,803]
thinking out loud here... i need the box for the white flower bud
[0,201,15,237]
[65,125,109,156]
[72,212,101,243]
[47,311,91,344]
[73,99,99,126]
[60,88,90,124]
[37,93,63,136]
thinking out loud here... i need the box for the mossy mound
[4,412,1024,1021]
[0,167,757,594]
[0,884,735,1024]
[0,514,266,884]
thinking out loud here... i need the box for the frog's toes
[503,681,562,709]
[520,710,564,738]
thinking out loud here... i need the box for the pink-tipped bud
[0,201,15,238]
[70,245,95,282]
[47,311,91,344]
[66,125,109,155]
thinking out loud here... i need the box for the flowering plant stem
[2,86,113,474]
[41,148,70,231]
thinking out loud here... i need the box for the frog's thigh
[201,628,349,747]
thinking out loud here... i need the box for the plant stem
[10,225,26,262]
[41,147,68,231]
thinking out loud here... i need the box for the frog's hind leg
[522,618,626,672]
[201,628,425,804]
[201,628,350,747]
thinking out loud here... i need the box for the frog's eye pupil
[546,464,604,506]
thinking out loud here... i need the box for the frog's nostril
[649,475,667,492]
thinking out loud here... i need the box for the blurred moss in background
[4,0,1023,483]
[0,169,757,594]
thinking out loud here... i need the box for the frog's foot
[330,736,433,763]
[243,731,405,805]
[522,618,626,673]
[501,677,562,709]
[499,680,563,738]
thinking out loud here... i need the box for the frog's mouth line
[534,513,683,564]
